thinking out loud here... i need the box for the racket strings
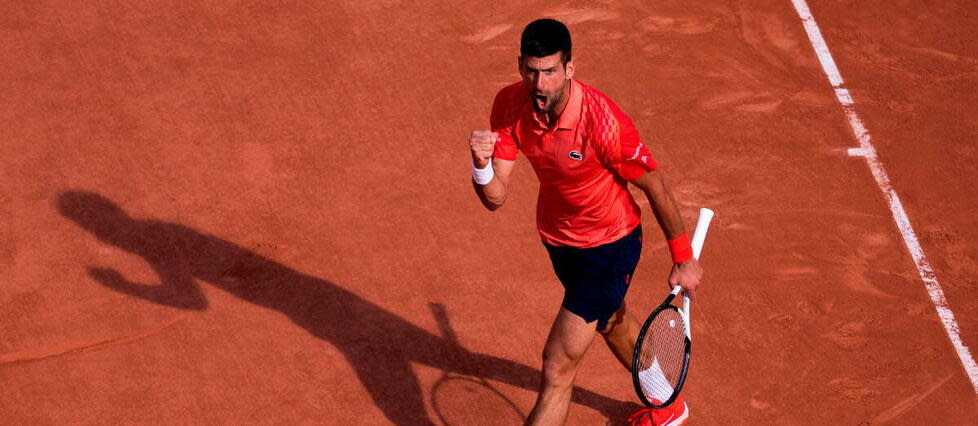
[635,309,687,404]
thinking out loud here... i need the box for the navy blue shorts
[544,226,643,330]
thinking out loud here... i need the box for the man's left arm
[630,169,704,299]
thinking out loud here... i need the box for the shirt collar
[555,79,582,131]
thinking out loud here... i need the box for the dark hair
[520,19,572,64]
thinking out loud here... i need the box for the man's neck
[541,82,571,127]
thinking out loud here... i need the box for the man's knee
[540,350,583,388]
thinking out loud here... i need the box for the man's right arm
[469,130,515,211]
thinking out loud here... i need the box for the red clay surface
[2,1,976,424]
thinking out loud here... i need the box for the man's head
[519,19,575,115]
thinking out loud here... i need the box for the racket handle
[684,208,714,337]
[690,208,714,260]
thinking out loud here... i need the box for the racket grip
[685,208,713,335]
[690,208,714,260]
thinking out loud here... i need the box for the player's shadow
[57,190,641,425]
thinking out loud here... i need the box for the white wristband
[472,159,494,185]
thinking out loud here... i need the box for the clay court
[2,0,977,424]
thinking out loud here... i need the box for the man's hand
[470,130,500,168]
[668,257,703,299]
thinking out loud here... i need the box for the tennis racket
[631,207,714,409]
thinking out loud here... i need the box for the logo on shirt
[569,150,584,161]
[628,145,642,160]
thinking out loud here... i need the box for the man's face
[520,52,575,114]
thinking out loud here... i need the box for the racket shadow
[431,375,525,426]
[428,303,526,425]
[57,190,637,425]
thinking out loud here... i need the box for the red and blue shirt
[491,79,657,248]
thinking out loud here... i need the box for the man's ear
[517,56,524,74]
[565,59,575,80]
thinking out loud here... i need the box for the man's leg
[599,301,642,370]
[602,301,690,425]
[525,307,598,426]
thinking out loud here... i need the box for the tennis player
[468,19,703,426]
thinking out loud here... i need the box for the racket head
[631,304,691,409]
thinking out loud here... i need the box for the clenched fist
[469,130,501,168]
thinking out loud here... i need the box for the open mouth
[533,94,548,110]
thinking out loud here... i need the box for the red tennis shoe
[627,395,689,426]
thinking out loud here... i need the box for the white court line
[790,0,978,394]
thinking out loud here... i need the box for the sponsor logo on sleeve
[628,145,642,160]
[569,150,584,160]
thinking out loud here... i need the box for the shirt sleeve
[490,86,520,161]
[594,98,657,181]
